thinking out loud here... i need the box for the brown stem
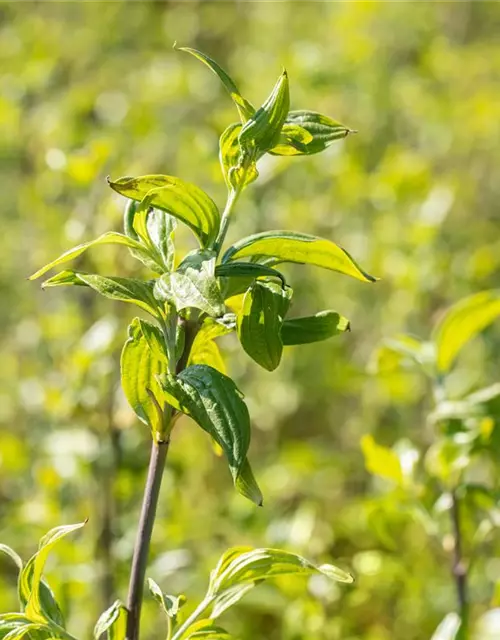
[125,439,169,640]
[451,489,468,636]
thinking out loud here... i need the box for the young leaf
[177,46,255,122]
[219,123,259,191]
[237,281,292,371]
[19,522,85,626]
[271,110,352,156]
[239,70,290,157]
[121,318,167,436]
[146,208,177,273]
[222,231,377,283]
[208,547,353,604]
[178,619,233,640]
[432,290,500,374]
[154,259,225,318]
[281,310,350,345]
[147,578,185,619]
[370,334,433,374]
[94,600,127,640]
[42,271,162,319]
[29,232,148,281]
[159,365,262,505]
[108,175,220,248]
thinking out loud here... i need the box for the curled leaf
[271,110,352,156]
[108,175,220,248]
[177,46,255,122]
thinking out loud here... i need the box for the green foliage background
[1,2,500,638]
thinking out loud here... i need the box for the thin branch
[126,439,169,640]
[450,489,469,635]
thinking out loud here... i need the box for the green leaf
[239,70,290,156]
[208,546,353,603]
[281,310,350,345]
[137,318,168,364]
[29,232,148,281]
[108,175,220,248]
[176,46,255,122]
[361,435,403,485]
[237,280,292,371]
[219,124,258,191]
[0,615,40,640]
[42,271,162,319]
[0,544,23,572]
[222,231,377,283]
[178,619,232,640]
[432,290,500,374]
[121,318,167,436]
[147,579,186,620]
[188,318,232,375]
[159,364,262,505]
[271,110,352,156]
[146,208,177,273]
[0,621,58,640]
[154,258,225,318]
[19,522,85,626]
[94,600,127,640]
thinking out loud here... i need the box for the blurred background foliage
[1,2,500,639]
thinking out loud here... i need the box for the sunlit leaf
[222,231,377,283]
[188,317,235,374]
[29,232,148,281]
[361,435,403,485]
[237,280,292,371]
[239,70,289,156]
[94,600,127,640]
[19,522,85,626]
[281,310,350,345]
[159,365,262,505]
[432,290,500,374]
[108,175,220,248]
[42,271,161,319]
[178,619,233,640]
[208,547,353,602]
[271,110,352,156]
[177,46,255,122]
[219,124,258,190]
[121,318,166,435]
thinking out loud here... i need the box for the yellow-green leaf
[108,175,220,248]
[271,110,352,156]
[361,435,403,485]
[121,318,167,436]
[29,232,147,281]
[222,231,377,283]
[177,46,255,122]
[432,290,500,374]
